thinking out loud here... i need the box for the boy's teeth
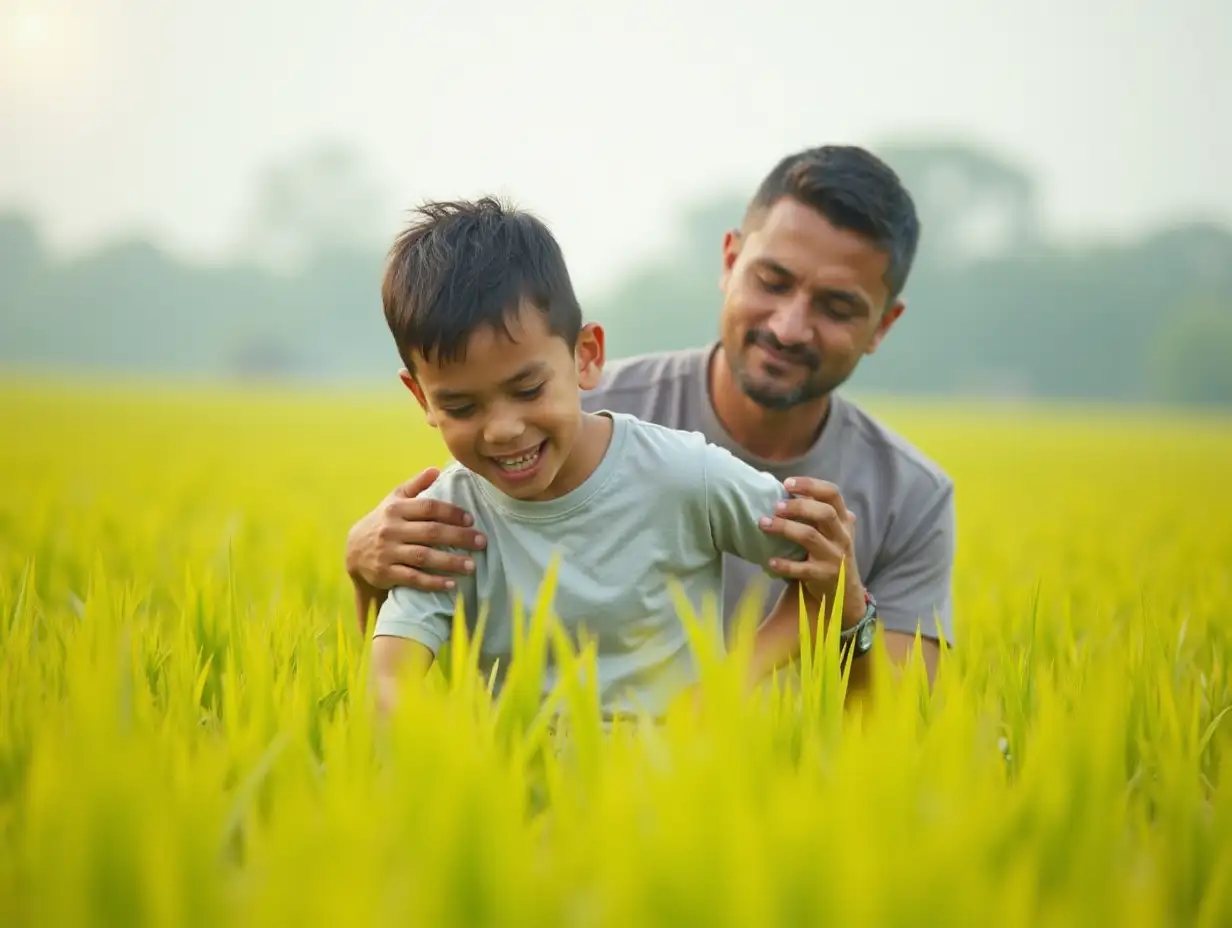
[496,445,541,470]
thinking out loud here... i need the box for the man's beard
[730,330,840,410]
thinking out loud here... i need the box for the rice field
[1,378,1230,926]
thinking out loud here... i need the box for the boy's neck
[543,411,614,499]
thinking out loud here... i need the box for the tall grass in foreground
[1,382,1231,925]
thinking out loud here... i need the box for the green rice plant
[0,381,1229,926]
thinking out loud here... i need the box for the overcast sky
[1,0,1227,293]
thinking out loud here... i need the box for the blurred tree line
[2,140,1230,406]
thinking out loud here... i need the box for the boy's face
[402,305,606,502]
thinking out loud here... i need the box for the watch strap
[839,590,878,658]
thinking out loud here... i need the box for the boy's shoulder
[609,412,713,476]
[615,410,707,447]
[607,412,778,502]
[417,460,488,506]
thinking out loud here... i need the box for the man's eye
[444,405,476,418]
[758,275,791,294]
[820,302,858,322]
[513,384,544,400]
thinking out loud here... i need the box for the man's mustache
[745,330,820,370]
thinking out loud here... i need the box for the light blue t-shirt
[373,411,806,718]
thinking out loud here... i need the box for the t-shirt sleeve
[372,583,464,655]
[370,469,480,656]
[867,479,956,644]
[699,441,808,573]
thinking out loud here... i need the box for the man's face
[402,306,605,501]
[718,196,904,410]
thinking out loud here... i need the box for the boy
[371,196,824,720]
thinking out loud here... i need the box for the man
[346,144,955,684]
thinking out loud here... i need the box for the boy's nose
[483,414,527,447]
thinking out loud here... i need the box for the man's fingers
[773,498,845,541]
[391,543,475,576]
[761,512,850,557]
[766,557,822,581]
[783,476,850,522]
[766,556,844,596]
[379,519,486,552]
[759,515,835,558]
[385,564,462,594]
[394,467,442,500]
[386,495,477,530]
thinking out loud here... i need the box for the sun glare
[1,6,105,110]
[15,13,48,46]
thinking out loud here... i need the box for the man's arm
[346,467,488,634]
[695,444,852,685]
[766,476,956,687]
[862,480,956,685]
[699,444,878,692]
[740,581,822,687]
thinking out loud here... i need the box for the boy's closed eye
[512,383,545,400]
[440,383,544,419]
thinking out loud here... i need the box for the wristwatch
[840,590,878,658]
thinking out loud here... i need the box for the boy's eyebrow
[432,362,548,402]
[504,361,548,384]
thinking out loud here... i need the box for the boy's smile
[488,439,549,483]
[401,304,609,502]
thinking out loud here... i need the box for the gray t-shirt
[374,411,808,719]
[581,344,956,644]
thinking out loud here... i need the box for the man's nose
[765,297,812,345]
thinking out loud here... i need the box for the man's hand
[758,476,866,629]
[346,468,487,631]
[758,476,948,692]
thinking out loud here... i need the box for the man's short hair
[745,145,921,303]
[382,196,583,372]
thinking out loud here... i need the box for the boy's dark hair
[744,145,921,303]
[382,196,583,371]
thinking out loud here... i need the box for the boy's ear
[398,368,439,427]
[575,322,606,390]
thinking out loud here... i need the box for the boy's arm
[369,582,465,716]
[700,442,809,585]
[372,634,436,715]
[697,443,839,687]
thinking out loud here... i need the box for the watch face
[857,621,875,653]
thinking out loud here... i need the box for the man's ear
[398,368,439,427]
[719,228,742,292]
[575,322,606,390]
[866,299,905,355]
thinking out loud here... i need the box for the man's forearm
[745,582,819,687]
[746,583,873,701]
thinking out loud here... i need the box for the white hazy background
[1,0,1228,293]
